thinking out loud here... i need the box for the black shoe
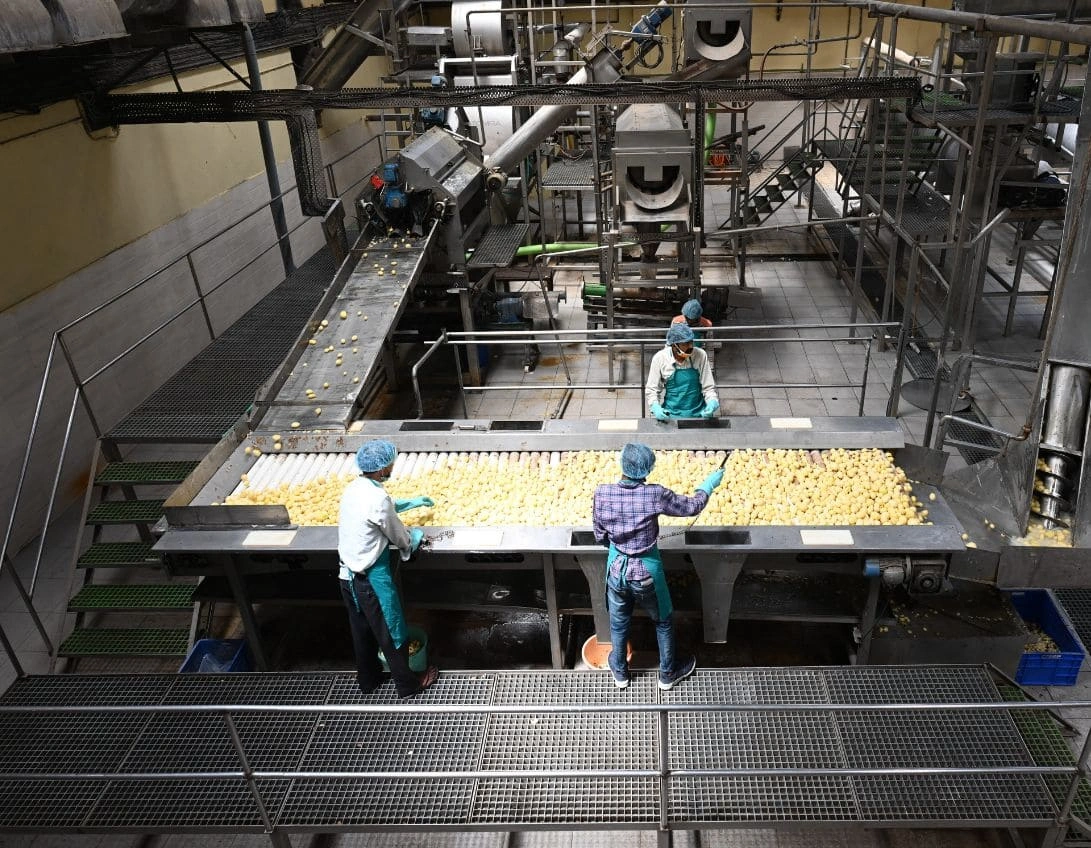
[658,656,697,691]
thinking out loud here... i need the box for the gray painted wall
[0,120,382,558]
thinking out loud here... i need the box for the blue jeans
[607,572,675,677]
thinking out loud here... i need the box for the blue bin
[1008,589,1086,686]
[180,639,252,673]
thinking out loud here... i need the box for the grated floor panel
[163,672,336,705]
[671,711,843,770]
[0,667,1059,833]
[853,774,1054,822]
[122,712,316,772]
[0,780,105,829]
[301,712,485,772]
[482,712,658,771]
[1054,589,1091,649]
[472,777,661,825]
[86,778,291,829]
[670,776,858,822]
[279,778,476,826]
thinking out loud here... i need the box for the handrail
[0,133,379,678]
[413,321,899,420]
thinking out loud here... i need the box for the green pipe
[704,111,717,165]
[513,242,598,257]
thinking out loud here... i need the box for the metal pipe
[862,0,1091,46]
[240,23,294,276]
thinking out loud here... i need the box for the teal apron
[662,363,703,418]
[606,542,672,619]
[347,481,410,649]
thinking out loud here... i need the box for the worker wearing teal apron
[646,323,720,420]
[338,439,439,697]
[592,443,723,690]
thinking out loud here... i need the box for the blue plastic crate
[180,639,252,674]
[1008,589,1086,686]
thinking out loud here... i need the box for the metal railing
[412,321,899,421]
[0,692,1084,844]
[0,134,382,676]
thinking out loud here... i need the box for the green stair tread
[69,584,195,611]
[58,627,190,657]
[77,542,160,568]
[95,461,199,485]
[85,499,166,525]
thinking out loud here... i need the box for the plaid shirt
[592,481,708,580]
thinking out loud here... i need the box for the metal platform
[0,666,1060,836]
[105,249,336,444]
[467,224,529,268]
[542,157,605,189]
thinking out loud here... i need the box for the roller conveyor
[254,225,437,434]
[0,666,1060,835]
[157,417,965,667]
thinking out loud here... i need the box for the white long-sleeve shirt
[644,345,718,411]
[337,477,413,578]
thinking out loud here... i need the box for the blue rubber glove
[395,496,435,513]
[697,468,724,495]
[409,528,425,552]
[650,402,670,421]
[700,398,720,419]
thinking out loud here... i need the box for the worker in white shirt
[645,323,720,420]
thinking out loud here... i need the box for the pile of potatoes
[224,448,928,528]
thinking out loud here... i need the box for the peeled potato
[226,448,925,529]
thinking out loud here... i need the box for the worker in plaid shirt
[592,442,723,691]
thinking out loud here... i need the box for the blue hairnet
[681,299,703,321]
[621,442,655,480]
[356,440,397,473]
[666,323,695,345]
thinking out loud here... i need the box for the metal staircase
[738,147,821,227]
[56,453,199,668]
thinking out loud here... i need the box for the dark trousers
[340,572,421,698]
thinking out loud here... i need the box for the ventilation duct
[115,0,264,31]
[0,0,55,52]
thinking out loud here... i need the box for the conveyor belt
[257,227,436,434]
[0,666,1057,834]
[106,249,336,443]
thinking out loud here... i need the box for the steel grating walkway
[0,666,1060,835]
[105,249,338,443]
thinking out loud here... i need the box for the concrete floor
[0,176,1083,848]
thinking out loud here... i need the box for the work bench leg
[690,555,745,644]
[576,555,610,642]
[856,576,882,665]
[543,555,563,669]
[657,830,673,848]
[267,829,293,848]
[226,557,270,671]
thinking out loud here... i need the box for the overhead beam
[85,76,920,129]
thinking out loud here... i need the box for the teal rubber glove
[409,528,425,552]
[697,468,724,495]
[700,398,720,419]
[395,496,435,513]
[650,402,670,421]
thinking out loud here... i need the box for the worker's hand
[650,402,670,422]
[409,528,425,552]
[700,399,720,419]
[396,496,435,512]
[697,468,724,495]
